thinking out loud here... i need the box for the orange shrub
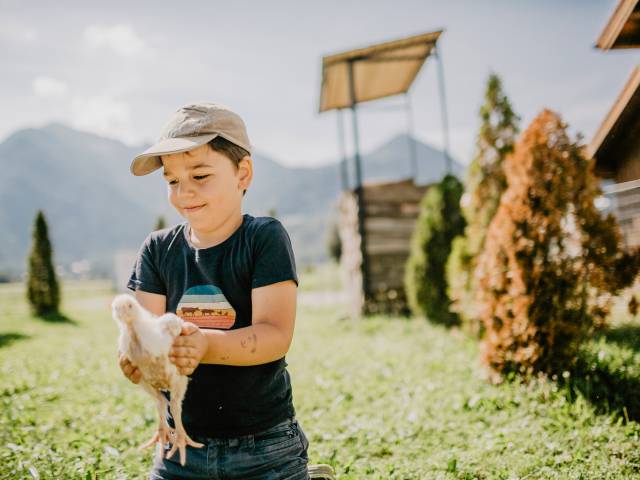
[476,110,640,380]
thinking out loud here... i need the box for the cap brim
[130,133,218,176]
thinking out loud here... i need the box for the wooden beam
[596,0,640,50]
[587,66,640,176]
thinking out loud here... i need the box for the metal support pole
[348,61,364,191]
[347,59,370,311]
[337,108,349,191]
[405,93,418,181]
[434,46,452,174]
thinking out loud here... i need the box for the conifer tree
[477,110,640,379]
[154,216,166,230]
[405,174,465,325]
[446,74,519,332]
[26,210,60,316]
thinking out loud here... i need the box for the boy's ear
[238,156,253,190]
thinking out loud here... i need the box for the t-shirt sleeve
[126,234,166,295]
[251,219,299,289]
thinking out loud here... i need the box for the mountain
[248,133,463,216]
[0,123,463,279]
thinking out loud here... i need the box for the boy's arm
[200,279,297,366]
[135,290,167,316]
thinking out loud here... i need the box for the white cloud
[32,76,68,97]
[83,24,152,58]
[0,22,37,43]
[70,95,138,144]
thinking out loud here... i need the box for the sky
[1,0,638,168]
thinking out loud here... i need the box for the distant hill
[0,123,463,279]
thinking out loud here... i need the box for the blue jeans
[149,417,310,479]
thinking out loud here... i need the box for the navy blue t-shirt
[127,214,298,437]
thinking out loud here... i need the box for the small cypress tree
[477,110,640,380]
[446,74,519,333]
[327,220,342,263]
[154,216,166,230]
[405,174,465,325]
[27,210,60,316]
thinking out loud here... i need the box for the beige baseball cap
[130,102,252,176]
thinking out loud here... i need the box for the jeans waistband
[190,417,296,448]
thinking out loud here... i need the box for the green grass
[2,277,640,479]
[297,261,343,293]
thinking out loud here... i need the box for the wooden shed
[590,0,640,248]
[318,30,450,316]
[338,179,430,316]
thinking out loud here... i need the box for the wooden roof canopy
[588,67,640,177]
[596,0,640,50]
[318,30,442,112]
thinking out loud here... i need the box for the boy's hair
[208,137,249,168]
[208,137,250,196]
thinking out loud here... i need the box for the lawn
[2,268,640,479]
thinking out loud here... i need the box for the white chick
[111,294,204,466]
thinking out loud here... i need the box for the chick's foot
[165,427,205,466]
[138,424,175,451]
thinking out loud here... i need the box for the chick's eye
[167,179,178,185]
[194,175,210,181]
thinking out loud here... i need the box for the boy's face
[161,144,252,232]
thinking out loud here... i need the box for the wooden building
[590,0,640,248]
[338,179,430,316]
[318,31,449,316]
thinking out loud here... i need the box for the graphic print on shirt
[176,285,236,329]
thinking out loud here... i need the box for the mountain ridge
[0,123,463,279]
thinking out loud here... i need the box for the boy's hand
[170,322,208,376]
[118,353,142,384]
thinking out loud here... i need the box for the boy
[119,102,309,479]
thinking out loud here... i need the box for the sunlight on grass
[1,276,640,478]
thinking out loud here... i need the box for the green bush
[26,210,60,316]
[405,174,465,325]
